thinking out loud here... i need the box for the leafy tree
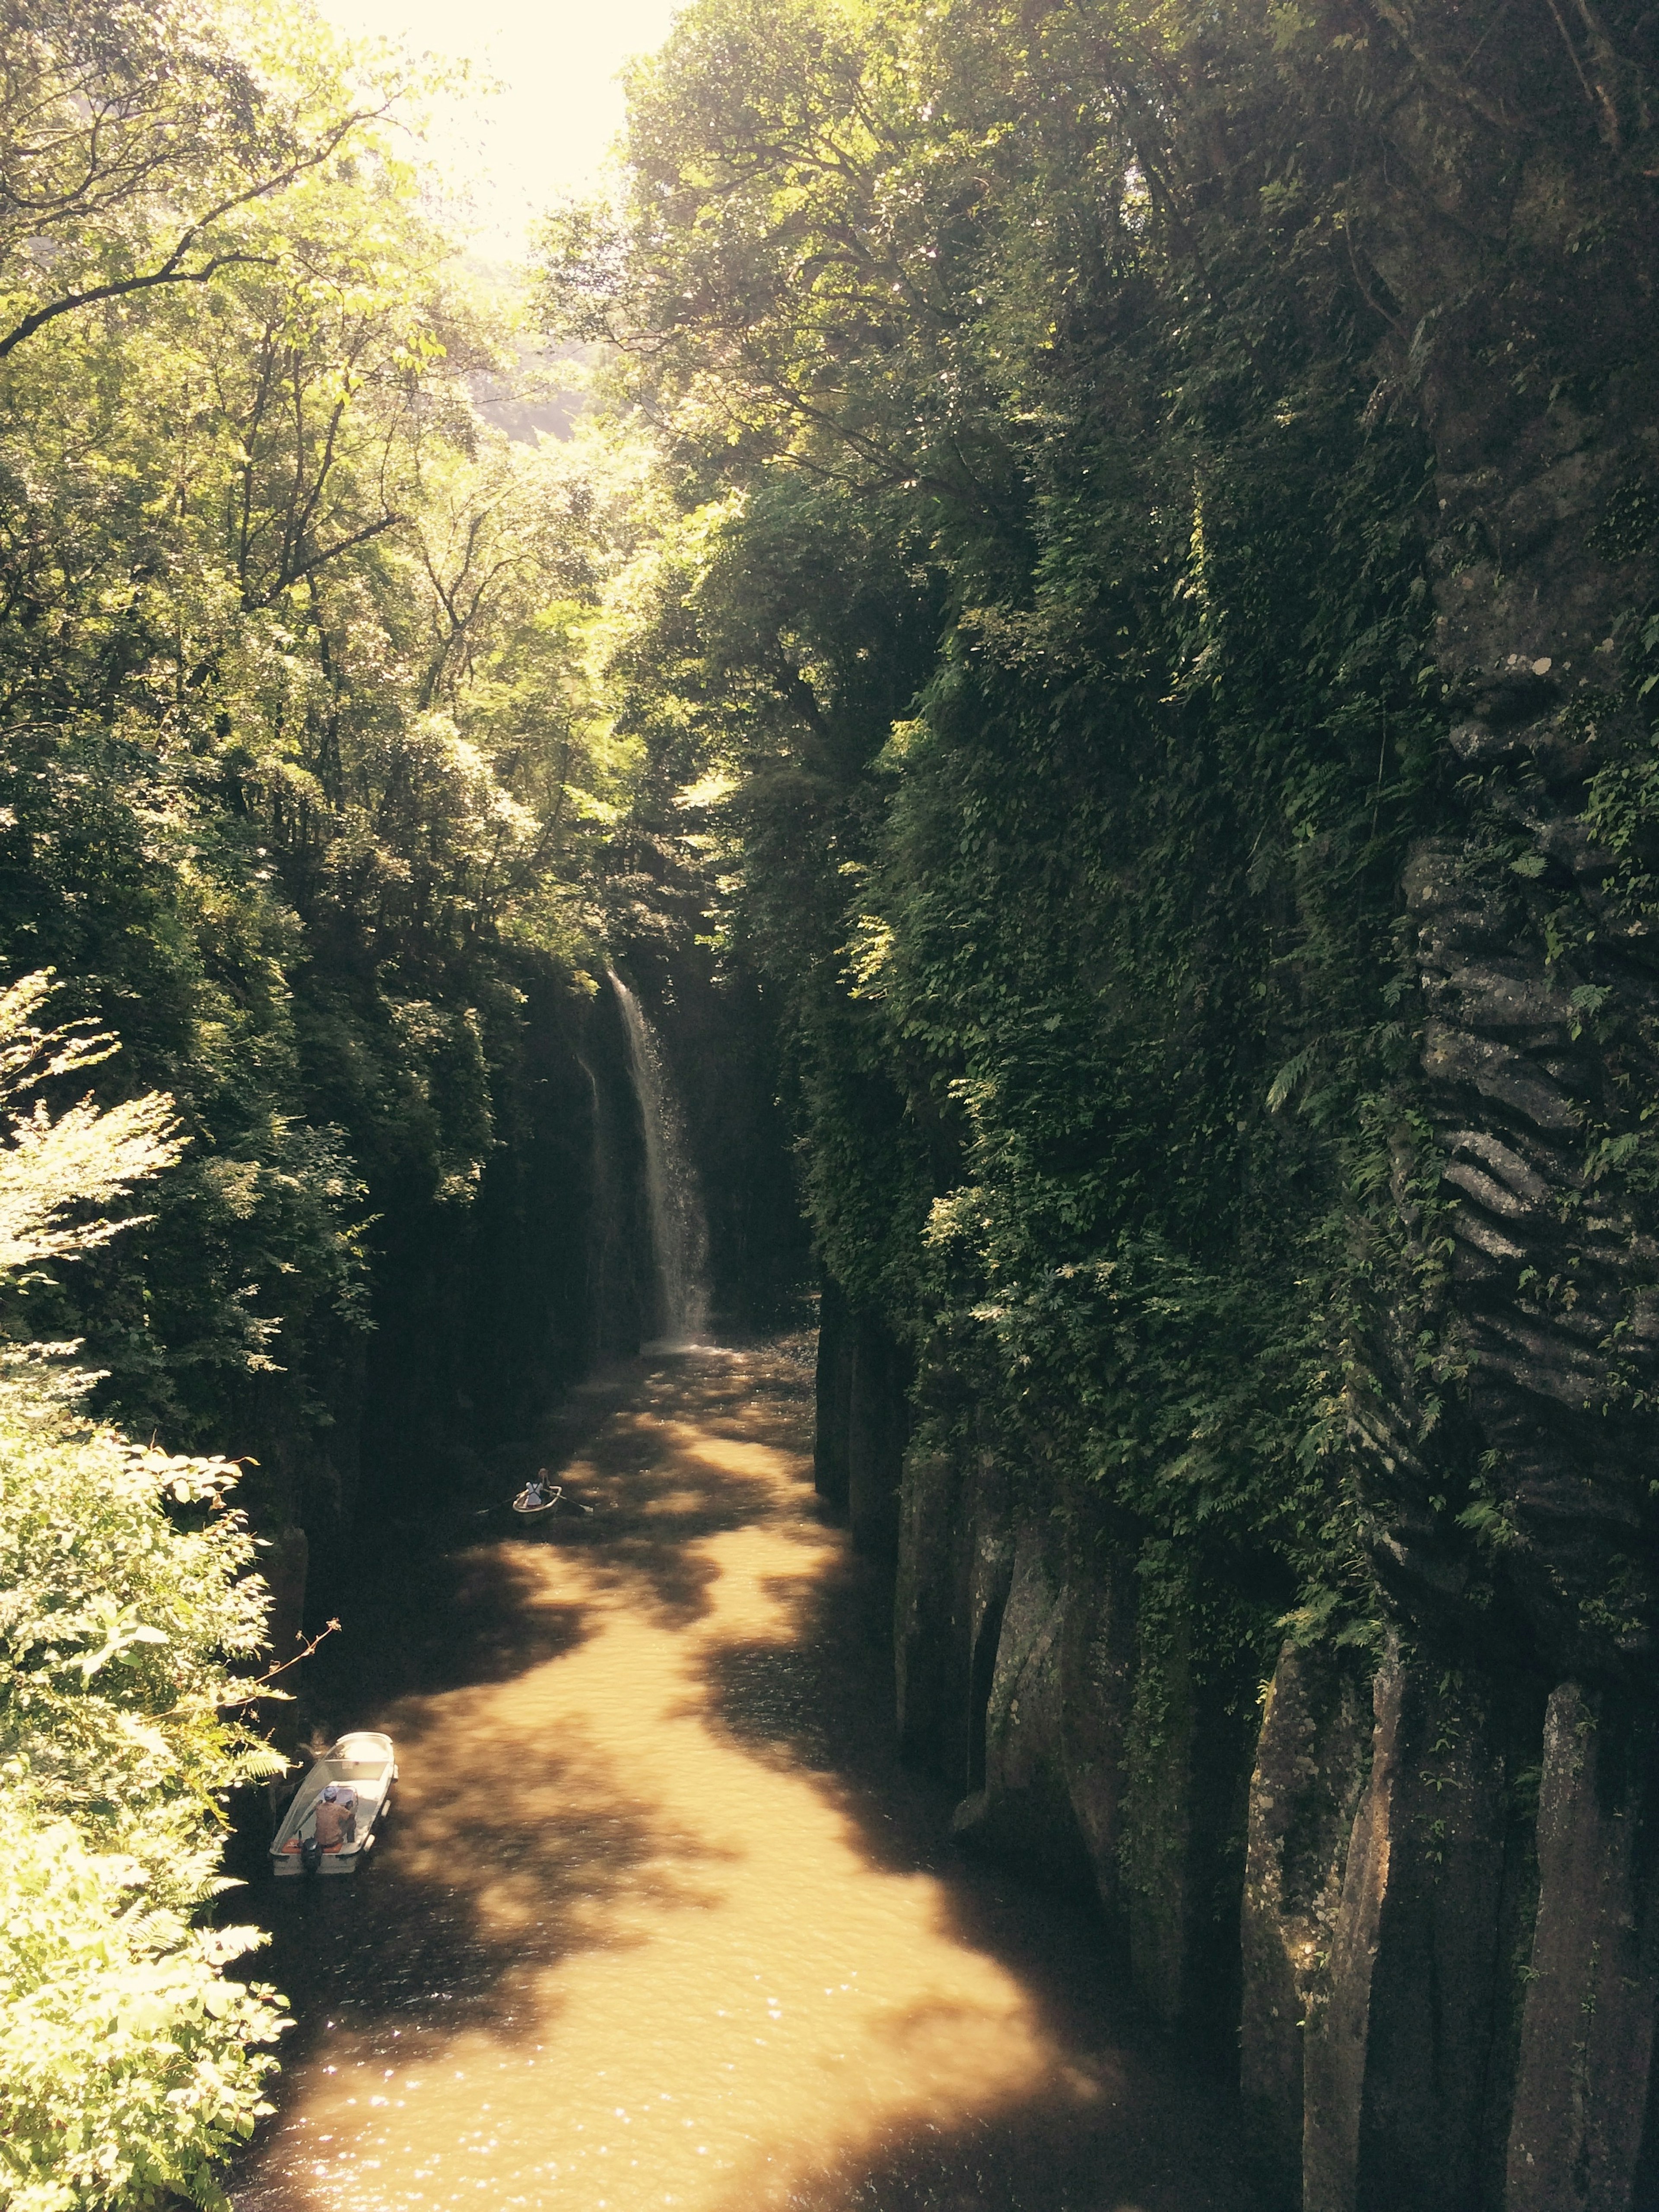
[0,0,632,1464]
[0,9,646,2198]
[0,0,399,361]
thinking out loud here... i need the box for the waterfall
[578,1051,627,1360]
[609,970,711,1349]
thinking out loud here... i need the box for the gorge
[3,3,1659,2211]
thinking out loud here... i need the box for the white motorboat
[270,1731,397,1878]
[511,1482,561,1517]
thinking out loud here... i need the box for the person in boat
[521,1470,549,1507]
[332,1779,359,1840]
[313,1783,353,1853]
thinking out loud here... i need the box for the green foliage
[0,973,183,1276]
[0,0,407,365]
[543,0,1461,1671]
[0,1420,277,1886]
[0,7,639,2192]
[0,1430,291,2211]
[0,1797,283,2212]
[0,0,636,1456]
[0,977,290,2209]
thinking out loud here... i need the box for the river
[231,1341,1255,2212]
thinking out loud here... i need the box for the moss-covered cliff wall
[544,2,1659,2203]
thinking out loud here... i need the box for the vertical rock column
[893,1424,1014,1781]
[1299,1653,1533,2212]
[811,1277,910,1557]
[814,1271,853,1513]
[1506,1683,1659,2212]
[1240,1643,1374,2206]
[1321,24,1659,2207]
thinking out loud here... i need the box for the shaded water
[610,974,709,1348]
[232,1344,1253,2212]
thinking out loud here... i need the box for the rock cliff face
[244,973,649,1686]
[1350,34,1659,1700]
[614,936,813,1340]
[814,1278,909,1557]
[817,36,1659,2202]
[818,1360,1659,2211]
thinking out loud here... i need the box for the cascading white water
[609,970,711,1349]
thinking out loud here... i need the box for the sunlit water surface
[232,1345,1251,2212]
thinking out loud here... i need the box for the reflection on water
[233,1345,1251,2212]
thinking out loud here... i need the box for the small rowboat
[512,1482,562,1517]
[270,1731,397,1878]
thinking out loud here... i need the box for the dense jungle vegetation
[543,0,1657,1657]
[552,0,1443,1642]
[4,0,1657,2201]
[0,3,642,1476]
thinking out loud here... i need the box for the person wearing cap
[312,1783,352,1853]
[334,1778,358,1840]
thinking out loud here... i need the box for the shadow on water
[306,1534,591,1704]
[236,1743,729,2069]
[230,1340,1255,2212]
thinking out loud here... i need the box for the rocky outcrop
[353,969,638,1529]
[1347,0,1659,1684]
[888,1441,1659,2211]
[1241,1644,1374,2202]
[891,1433,1659,2210]
[814,1271,855,1513]
[1297,1653,1541,2212]
[893,1440,1254,2040]
[615,931,812,1335]
[1274,29,1659,2201]
[893,1438,1012,1778]
[947,1515,1100,1893]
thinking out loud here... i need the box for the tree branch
[0,249,276,359]
[250,509,405,606]
[0,103,387,362]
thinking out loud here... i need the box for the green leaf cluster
[0,978,290,2209]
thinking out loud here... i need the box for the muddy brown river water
[231,1343,1254,2212]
